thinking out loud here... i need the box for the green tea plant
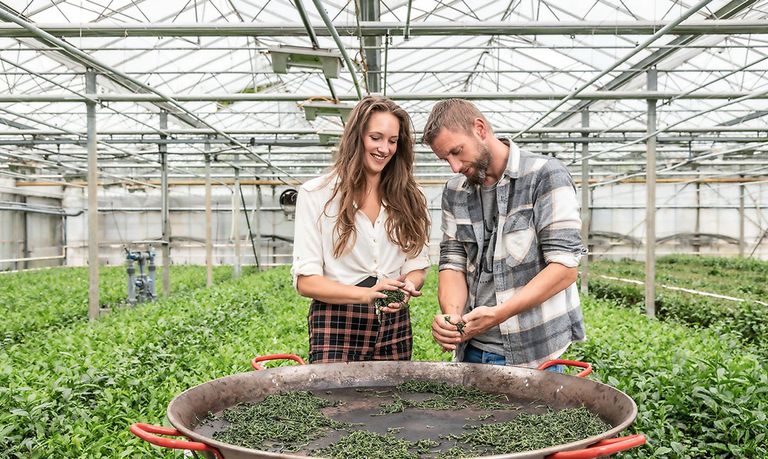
[0,267,297,458]
[0,265,233,346]
[566,297,768,458]
[2,264,764,458]
[588,256,768,355]
[590,255,768,303]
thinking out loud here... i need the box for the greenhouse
[0,0,766,457]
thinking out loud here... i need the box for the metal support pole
[255,185,262,271]
[86,69,99,320]
[233,155,241,278]
[694,166,701,253]
[21,196,28,270]
[739,176,745,257]
[272,186,277,266]
[645,68,657,318]
[361,0,381,93]
[291,0,338,100]
[205,138,213,286]
[383,33,390,96]
[159,110,170,295]
[310,0,363,99]
[580,109,590,295]
[404,0,413,39]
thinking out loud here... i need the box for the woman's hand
[381,275,422,313]
[367,277,405,312]
[400,277,422,305]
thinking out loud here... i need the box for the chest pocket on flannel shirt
[502,209,536,265]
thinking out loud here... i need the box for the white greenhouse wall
[2,178,767,272]
[588,181,767,260]
[0,180,64,271]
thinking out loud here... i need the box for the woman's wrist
[355,285,372,304]
[404,271,425,290]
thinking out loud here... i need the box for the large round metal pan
[132,357,645,459]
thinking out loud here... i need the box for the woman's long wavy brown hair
[325,96,429,258]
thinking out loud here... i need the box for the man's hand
[460,306,503,340]
[431,313,464,352]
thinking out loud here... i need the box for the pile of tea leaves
[314,431,440,459]
[442,407,611,455]
[206,391,351,451]
[374,289,406,323]
[204,386,611,457]
[377,380,509,413]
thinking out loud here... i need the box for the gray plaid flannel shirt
[439,141,587,367]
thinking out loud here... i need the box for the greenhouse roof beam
[591,140,768,188]
[10,44,767,53]
[2,20,768,37]
[509,0,715,140]
[46,159,768,169]
[4,90,767,103]
[4,125,767,136]
[575,82,768,165]
[2,0,216,131]
[0,8,301,185]
[544,0,758,127]
[291,0,339,101]
[5,134,766,146]
[9,67,768,76]
[719,110,768,126]
[310,0,363,99]
[0,55,229,188]
[359,0,381,93]
[0,148,155,189]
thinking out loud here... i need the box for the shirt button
[467,264,475,273]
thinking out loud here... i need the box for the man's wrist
[497,297,521,321]
[441,305,463,316]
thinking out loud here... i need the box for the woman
[291,96,431,363]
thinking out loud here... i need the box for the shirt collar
[461,139,520,190]
[500,138,520,180]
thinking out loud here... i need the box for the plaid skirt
[308,276,412,363]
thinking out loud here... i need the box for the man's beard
[466,143,492,186]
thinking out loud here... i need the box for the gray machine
[125,245,157,304]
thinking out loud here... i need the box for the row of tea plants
[587,255,768,356]
[0,265,233,346]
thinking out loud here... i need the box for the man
[423,99,586,368]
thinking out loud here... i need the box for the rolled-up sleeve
[438,185,467,272]
[402,243,430,275]
[533,160,586,268]
[291,186,324,288]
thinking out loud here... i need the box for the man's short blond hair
[422,99,492,145]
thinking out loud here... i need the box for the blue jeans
[463,344,564,373]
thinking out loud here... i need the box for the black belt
[356,276,377,288]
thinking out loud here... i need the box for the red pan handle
[251,353,306,370]
[130,423,224,459]
[548,434,646,458]
[537,359,593,378]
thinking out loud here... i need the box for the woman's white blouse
[291,173,430,288]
